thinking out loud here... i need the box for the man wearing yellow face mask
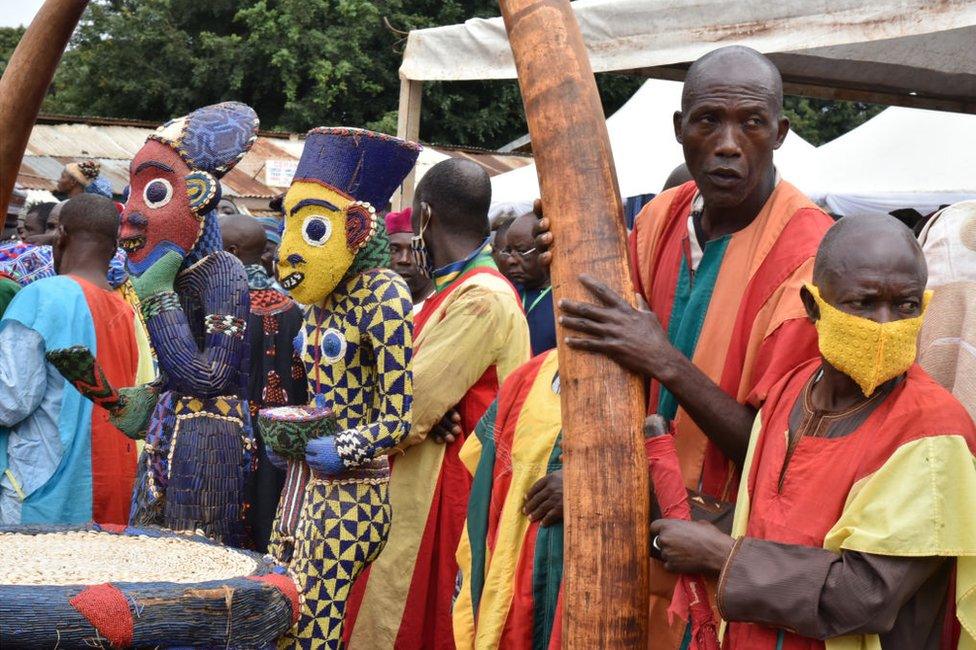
[649,214,976,649]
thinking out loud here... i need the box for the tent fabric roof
[400,0,976,112]
[16,117,530,213]
[805,106,976,218]
[491,79,818,204]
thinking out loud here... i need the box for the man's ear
[800,284,820,322]
[673,111,684,144]
[773,115,790,150]
[185,170,221,216]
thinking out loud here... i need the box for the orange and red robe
[723,361,976,649]
[628,179,832,647]
[345,249,530,649]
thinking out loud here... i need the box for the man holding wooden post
[534,45,834,646]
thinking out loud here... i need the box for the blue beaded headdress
[293,127,421,208]
[150,102,259,178]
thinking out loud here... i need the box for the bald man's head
[682,46,783,116]
[413,158,491,240]
[674,46,789,213]
[220,213,267,265]
[805,215,927,324]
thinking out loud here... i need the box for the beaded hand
[131,250,184,300]
[46,346,161,439]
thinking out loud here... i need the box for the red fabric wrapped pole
[645,432,720,650]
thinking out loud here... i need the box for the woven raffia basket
[0,523,298,648]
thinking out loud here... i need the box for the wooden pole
[0,0,89,211]
[393,76,423,210]
[497,0,650,647]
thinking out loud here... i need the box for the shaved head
[813,215,926,290]
[804,214,927,330]
[682,46,783,116]
[60,194,120,253]
[220,213,267,265]
[413,158,491,239]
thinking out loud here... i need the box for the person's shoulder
[359,268,413,304]
[636,181,697,228]
[896,364,975,434]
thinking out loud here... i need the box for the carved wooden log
[497,0,650,646]
[0,0,89,211]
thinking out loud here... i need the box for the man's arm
[400,285,508,448]
[558,275,754,464]
[0,321,47,427]
[649,519,944,640]
[719,537,944,640]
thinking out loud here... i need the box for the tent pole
[497,0,650,647]
[394,76,423,210]
[0,0,89,211]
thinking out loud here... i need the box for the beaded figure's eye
[143,178,173,209]
[302,215,333,247]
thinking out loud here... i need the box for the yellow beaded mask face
[806,283,932,396]
[277,181,361,305]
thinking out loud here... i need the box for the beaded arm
[142,251,249,398]
[331,271,414,469]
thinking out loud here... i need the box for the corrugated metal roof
[17,115,532,198]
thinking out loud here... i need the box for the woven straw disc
[0,530,259,585]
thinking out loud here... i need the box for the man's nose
[393,249,411,265]
[872,304,899,324]
[713,124,742,158]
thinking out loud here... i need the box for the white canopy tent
[808,107,976,218]
[490,79,818,205]
[395,0,976,207]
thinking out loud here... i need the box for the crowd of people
[0,43,975,650]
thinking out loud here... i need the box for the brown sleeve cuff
[717,537,835,634]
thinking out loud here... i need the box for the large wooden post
[0,0,89,210]
[392,76,423,210]
[497,0,650,647]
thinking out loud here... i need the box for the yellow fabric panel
[349,439,446,649]
[401,273,530,449]
[460,432,483,477]
[729,412,765,541]
[454,518,477,650]
[470,351,561,649]
[351,271,528,649]
[132,310,156,385]
[822,435,976,647]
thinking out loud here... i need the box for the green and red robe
[454,350,563,650]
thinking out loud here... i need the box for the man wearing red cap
[386,207,434,311]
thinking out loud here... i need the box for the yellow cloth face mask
[806,284,932,396]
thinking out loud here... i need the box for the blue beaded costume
[119,103,260,547]
[262,128,420,648]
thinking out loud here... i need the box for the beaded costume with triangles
[260,127,420,649]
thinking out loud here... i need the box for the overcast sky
[1,0,45,28]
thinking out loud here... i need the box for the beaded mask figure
[120,102,259,276]
[277,128,421,305]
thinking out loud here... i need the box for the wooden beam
[392,77,423,211]
[497,0,650,647]
[0,0,89,211]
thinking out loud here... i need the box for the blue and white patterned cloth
[0,242,128,289]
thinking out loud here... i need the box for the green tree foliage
[0,4,881,148]
[784,96,885,146]
[0,26,26,77]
